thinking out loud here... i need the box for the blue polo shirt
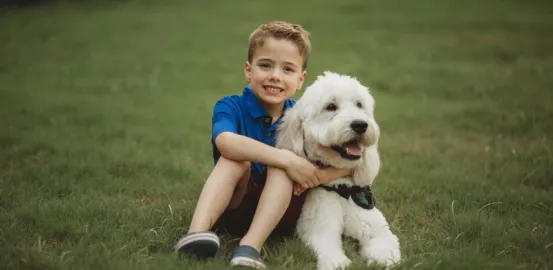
[211,85,295,184]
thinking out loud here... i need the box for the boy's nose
[269,69,282,81]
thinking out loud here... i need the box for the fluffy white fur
[276,72,401,270]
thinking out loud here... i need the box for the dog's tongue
[345,145,362,156]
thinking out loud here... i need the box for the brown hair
[248,21,311,70]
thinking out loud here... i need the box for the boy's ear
[244,61,252,83]
[297,70,307,90]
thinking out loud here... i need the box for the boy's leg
[175,156,250,257]
[240,167,293,250]
[188,156,251,233]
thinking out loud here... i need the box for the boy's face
[244,37,307,111]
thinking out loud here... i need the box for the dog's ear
[354,145,380,186]
[276,106,304,156]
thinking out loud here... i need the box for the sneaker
[175,230,220,258]
[230,245,266,269]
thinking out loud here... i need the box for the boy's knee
[236,161,251,187]
[240,161,251,173]
[217,156,251,172]
[266,166,293,184]
[216,157,251,186]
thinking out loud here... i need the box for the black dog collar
[320,184,376,210]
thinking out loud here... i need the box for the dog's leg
[297,189,351,270]
[343,206,401,267]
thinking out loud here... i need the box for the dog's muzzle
[329,119,373,160]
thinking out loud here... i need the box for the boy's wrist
[319,167,354,184]
[319,169,332,185]
[275,149,293,170]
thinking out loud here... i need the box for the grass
[1,0,552,269]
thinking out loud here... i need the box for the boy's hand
[293,183,308,196]
[281,150,321,189]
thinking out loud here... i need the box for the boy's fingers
[311,176,320,187]
[312,177,319,187]
[314,169,322,178]
[297,185,305,195]
[294,184,305,196]
[307,177,315,187]
[316,170,325,183]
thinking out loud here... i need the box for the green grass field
[1,0,552,269]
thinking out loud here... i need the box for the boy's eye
[325,103,337,111]
[284,67,295,72]
[258,63,271,68]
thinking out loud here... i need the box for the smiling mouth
[331,139,363,160]
[264,85,283,94]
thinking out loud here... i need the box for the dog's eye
[356,101,363,109]
[325,103,337,111]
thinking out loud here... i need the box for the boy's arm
[293,167,353,196]
[215,131,289,169]
[319,167,354,185]
[215,131,321,189]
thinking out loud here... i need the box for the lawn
[0,0,552,269]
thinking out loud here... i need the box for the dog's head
[276,71,380,174]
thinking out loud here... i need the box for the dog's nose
[350,120,368,134]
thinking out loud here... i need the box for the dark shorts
[213,170,307,237]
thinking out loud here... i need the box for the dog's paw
[317,254,351,270]
[362,244,401,267]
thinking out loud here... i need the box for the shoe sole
[230,256,266,269]
[175,232,219,258]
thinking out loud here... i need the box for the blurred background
[1,0,552,269]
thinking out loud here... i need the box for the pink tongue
[346,146,362,156]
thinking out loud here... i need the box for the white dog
[276,72,401,270]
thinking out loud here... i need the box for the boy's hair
[248,21,311,71]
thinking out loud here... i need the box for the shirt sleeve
[211,97,240,143]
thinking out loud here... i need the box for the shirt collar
[243,85,293,119]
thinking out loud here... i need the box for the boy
[175,21,352,269]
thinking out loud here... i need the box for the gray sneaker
[230,245,266,269]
